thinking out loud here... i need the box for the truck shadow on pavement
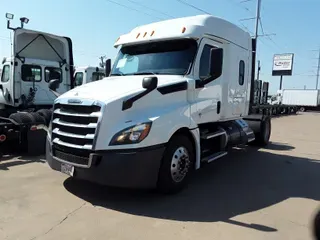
[63,142,319,233]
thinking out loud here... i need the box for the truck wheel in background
[9,112,34,124]
[250,116,271,147]
[36,109,53,125]
[299,106,305,112]
[27,112,46,124]
[314,208,320,240]
[157,134,195,194]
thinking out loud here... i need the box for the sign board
[272,53,294,76]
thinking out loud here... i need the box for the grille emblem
[68,99,82,104]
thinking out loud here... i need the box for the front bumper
[46,138,165,189]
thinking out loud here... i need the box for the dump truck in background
[282,89,320,112]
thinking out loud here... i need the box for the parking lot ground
[0,112,320,240]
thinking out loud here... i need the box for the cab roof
[115,14,251,50]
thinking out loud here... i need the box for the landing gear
[157,134,194,194]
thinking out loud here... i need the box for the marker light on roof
[136,33,140,39]
[182,27,186,33]
[150,30,155,36]
[143,32,147,37]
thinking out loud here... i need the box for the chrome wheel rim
[170,147,190,183]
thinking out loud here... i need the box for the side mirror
[142,76,158,90]
[105,59,111,76]
[48,79,61,97]
[209,48,223,79]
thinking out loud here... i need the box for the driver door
[0,64,14,106]
[192,38,224,124]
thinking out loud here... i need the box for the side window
[239,60,245,85]
[74,72,83,86]
[92,72,105,81]
[199,45,213,80]
[45,67,62,83]
[1,65,10,82]
[199,44,223,81]
[21,65,41,82]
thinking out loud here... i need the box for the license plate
[61,163,74,176]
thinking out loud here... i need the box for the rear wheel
[28,112,46,124]
[299,106,305,112]
[252,116,271,147]
[9,112,34,124]
[36,109,52,125]
[157,135,194,194]
[313,209,320,240]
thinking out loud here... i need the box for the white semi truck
[46,15,273,193]
[0,20,75,155]
[0,17,110,155]
[73,66,105,87]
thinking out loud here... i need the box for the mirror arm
[195,76,214,89]
[49,89,60,97]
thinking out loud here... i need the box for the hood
[58,75,187,102]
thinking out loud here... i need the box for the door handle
[217,101,221,114]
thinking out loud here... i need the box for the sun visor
[13,28,72,67]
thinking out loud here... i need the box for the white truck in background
[0,22,75,155]
[73,66,105,87]
[0,16,110,156]
[46,14,273,194]
[282,89,320,112]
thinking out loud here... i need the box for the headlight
[109,122,152,145]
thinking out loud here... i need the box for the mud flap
[27,129,47,155]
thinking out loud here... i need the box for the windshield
[110,39,197,76]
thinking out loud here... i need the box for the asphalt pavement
[0,112,319,240]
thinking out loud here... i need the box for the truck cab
[73,66,105,87]
[0,28,73,110]
[46,15,271,193]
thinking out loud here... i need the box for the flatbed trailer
[251,80,298,116]
[251,104,298,116]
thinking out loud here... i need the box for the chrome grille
[51,102,102,150]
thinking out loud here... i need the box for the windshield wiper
[133,71,158,75]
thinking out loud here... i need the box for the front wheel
[157,134,195,194]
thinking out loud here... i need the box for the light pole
[5,12,29,30]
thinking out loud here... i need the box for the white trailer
[282,89,320,112]
[46,15,272,194]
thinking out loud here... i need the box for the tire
[9,112,34,124]
[299,107,305,112]
[36,109,52,125]
[314,209,320,240]
[157,134,195,194]
[27,112,46,124]
[252,116,271,147]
